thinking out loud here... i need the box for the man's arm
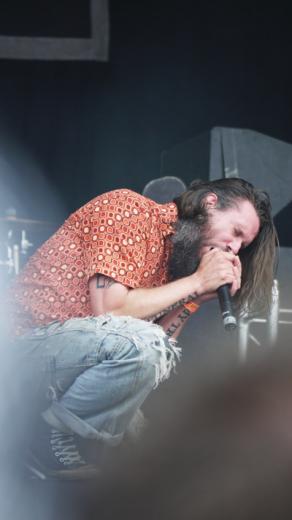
[89,273,198,319]
[156,305,194,339]
[89,248,242,320]
[90,275,199,339]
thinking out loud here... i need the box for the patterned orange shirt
[10,189,178,335]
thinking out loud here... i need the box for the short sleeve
[80,190,155,288]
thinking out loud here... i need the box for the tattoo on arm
[96,275,116,289]
[150,293,198,322]
[165,307,191,337]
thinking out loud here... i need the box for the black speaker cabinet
[161,127,292,247]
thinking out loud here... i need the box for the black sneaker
[27,422,101,480]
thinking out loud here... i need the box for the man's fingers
[197,247,242,296]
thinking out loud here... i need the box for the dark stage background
[1,1,292,222]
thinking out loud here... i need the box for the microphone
[217,284,237,331]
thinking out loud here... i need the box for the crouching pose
[8,177,277,478]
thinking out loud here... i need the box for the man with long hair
[8,177,277,478]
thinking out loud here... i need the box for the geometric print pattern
[10,189,178,335]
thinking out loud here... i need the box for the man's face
[200,198,260,256]
[168,197,260,281]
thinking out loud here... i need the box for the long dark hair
[174,177,278,316]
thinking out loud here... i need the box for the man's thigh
[10,315,155,400]
[11,314,175,408]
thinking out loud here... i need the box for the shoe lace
[50,430,86,467]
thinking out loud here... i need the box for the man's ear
[204,193,218,208]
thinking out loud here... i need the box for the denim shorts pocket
[100,333,139,362]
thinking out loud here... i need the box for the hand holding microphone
[194,247,240,331]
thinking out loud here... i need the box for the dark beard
[168,219,206,281]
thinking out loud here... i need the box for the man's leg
[13,315,180,477]
[43,315,180,441]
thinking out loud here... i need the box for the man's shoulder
[93,188,153,205]
[74,189,158,216]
